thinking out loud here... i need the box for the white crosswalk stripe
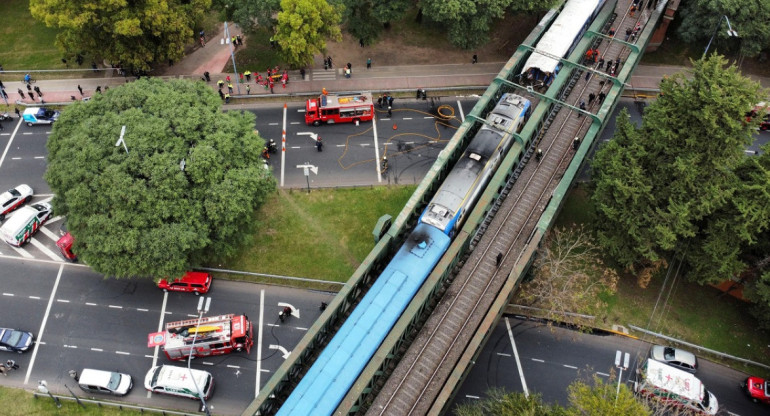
[9,244,34,259]
[28,237,63,261]
[312,71,337,81]
[38,226,60,242]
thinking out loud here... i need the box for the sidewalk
[2,33,768,109]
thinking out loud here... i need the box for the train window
[430,205,449,217]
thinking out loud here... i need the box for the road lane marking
[108,305,123,309]
[596,372,610,377]
[28,237,63,261]
[10,244,34,258]
[496,352,511,357]
[149,290,170,399]
[3,293,13,296]
[563,364,578,369]
[256,289,265,397]
[29,296,41,300]
[531,358,544,363]
[116,351,130,355]
[137,308,149,312]
[38,226,60,241]
[506,317,529,396]
[34,156,46,159]
[85,302,97,306]
[91,348,103,352]
[57,299,70,303]
[466,395,480,399]
[295,327,308,331]
[226,365,240,369]
[64,345,78,348]
[26,264,63,384]
[457,100,466,122]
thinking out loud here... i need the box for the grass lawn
[0,0,63,72]
[224,185,417,284]
[558,184,770,371]
[223,28,284,73]
[0,387,145,416]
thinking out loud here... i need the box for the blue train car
[277,92,531,416]
[276,223,451,416]
[419,93,531,236]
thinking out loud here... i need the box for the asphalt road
[0,256,335,414]
[452,317,769,416]
[1,97,768,414]
[249,97,478,189]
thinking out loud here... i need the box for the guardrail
[628,325,770,371]
[32,392,200,415]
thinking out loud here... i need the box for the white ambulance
[635,358,718,415]
[0,202,53,246]
[144,365,213,400]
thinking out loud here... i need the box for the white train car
[521,0,607,86]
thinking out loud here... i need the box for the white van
[0,202,52,246]
[78,368,133,396]
[636,358,718,415]
[144,365,213,400]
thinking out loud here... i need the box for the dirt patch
[318,12,541,69]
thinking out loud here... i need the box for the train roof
[521,0,602,77]
[276,223,450,415]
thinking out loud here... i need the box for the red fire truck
[159,314,253,360]
[305,91,374,126]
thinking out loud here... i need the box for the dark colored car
[0,328,34,353]
[743,376,770,404]
[157,271,212,295]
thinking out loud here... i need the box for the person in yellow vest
[224,92,230,103]
[244,70,251,82]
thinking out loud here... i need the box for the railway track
[366,1,651,414]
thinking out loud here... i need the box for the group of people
[214,67,290,101]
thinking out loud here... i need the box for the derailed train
[276,93,532,416]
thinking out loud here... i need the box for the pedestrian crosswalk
[312,70,337,81]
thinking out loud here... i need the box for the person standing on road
[17,89,25,99]
[228,82,233,93]
[327,56,333,69]
[472,54,478,64]
[77,84,84,95]
[367,58,371,69]
[588,92,596,105]
[246,84,251,95]
[0,79,4,89]
[34,86,42,96]
[598,91,606,103]
[14,107,20,118]
[28,91,35,101]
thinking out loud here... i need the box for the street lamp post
[188,296,212,415]
[703,15,738,59]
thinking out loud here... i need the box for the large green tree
[677,0,770,58]
[591,55,765,282]
[215,0,281,32]
[420,0,559,49]
[30,0,211,72]
[275,0,343,68]
[454,389,567,416]
[45,78,275,279]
